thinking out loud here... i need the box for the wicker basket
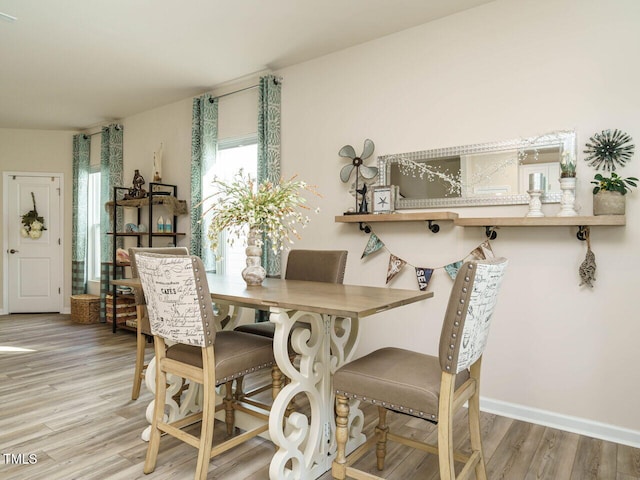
[70,294,100,324]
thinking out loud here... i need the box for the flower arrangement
[20,192,46,239]
[591,172,638,195]
[201,171,320,257]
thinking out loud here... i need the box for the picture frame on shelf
[371,185,395,214]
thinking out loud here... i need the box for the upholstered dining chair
[235,249,348,339]
[332,257,508,480]
[233,249,348,399]
[135,253,281,480]
[128,246,189,400]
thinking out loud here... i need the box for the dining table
[113,274,433,480]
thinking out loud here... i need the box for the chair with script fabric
[331,257,508,480]
[136,253,281,480]
[128,246,189,400]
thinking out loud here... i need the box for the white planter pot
[593,191,625,215]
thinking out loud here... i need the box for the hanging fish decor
[578,230,597,288]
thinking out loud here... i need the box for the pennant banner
[444,260,463,280]
[415,267,434,291]
[481,240,494,259]
[470,245,486,260]
[362,233,385,259]
[386,254,406,284]
[360,228,496,289]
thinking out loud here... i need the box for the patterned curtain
[257,75,282,276]
[71,134,91,294]
[190,94,218,270]
[98,124,124,319]
[99,124,124,263]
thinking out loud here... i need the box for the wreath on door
[21,192,47,239]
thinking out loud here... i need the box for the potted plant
[560,151,576,178]
[591,172,638,215]
[201,170,319,285]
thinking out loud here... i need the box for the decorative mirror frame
[378,130,575,209]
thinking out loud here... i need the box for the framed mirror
[377,130,576,209]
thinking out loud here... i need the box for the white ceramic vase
[241,226,266,286]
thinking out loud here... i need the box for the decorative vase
[242,226,266,286]
[526,190,544,217]
[557,176,578,217]
[593,191,625,215]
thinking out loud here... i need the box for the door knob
[8,249,19,254]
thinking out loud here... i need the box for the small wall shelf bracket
[427,220,440,233]
[485,226,498,240]
[359,222,371,234]
[576,225,590,241]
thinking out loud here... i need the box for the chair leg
[235,376,245,401]
[332,394,350,480]
[195,350,217,480]
[131,331,145,400]
[143,341,167,474]
[438,372,457,480]
[469,360,487,480]
[224,381,235,436]
[375,407,389,471]
[271,365,283,400]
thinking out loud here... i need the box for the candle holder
[526,189,544,217]
[557,176,578,217]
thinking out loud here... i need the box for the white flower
[29,229,42,239]
[20,227,29,238]
[30,220,43,231]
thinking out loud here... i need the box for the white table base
[141,306,365,480]
[268,308,365,480]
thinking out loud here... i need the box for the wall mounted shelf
[452,215,626,227]
[335,212,625,239]
[335,212,458,233]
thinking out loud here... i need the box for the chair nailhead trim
[335,390,435,420]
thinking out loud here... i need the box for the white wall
[0,128,74,312]
[274,0,640,438]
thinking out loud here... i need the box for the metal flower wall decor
[583,129,635,171]
[339,139,378,214]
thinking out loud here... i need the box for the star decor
[584,129,635,171]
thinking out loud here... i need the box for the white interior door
[6,174,62,313]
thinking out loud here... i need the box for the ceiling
[0,0,494,131]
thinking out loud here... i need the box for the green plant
[200,170,320,256]
[560,151,576,177]
[591,172,638,195]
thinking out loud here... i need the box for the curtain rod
[82,124,122,139]
[209,76,282,103]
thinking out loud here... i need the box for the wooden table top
[205,274,433,318]
[113,275,433,319]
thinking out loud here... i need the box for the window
[87,168,101,281]
[203,135,258,275]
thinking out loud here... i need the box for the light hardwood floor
[0,314,638,480]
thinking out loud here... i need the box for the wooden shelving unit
[106,182,185,333]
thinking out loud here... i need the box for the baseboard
[480,397,640,448]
